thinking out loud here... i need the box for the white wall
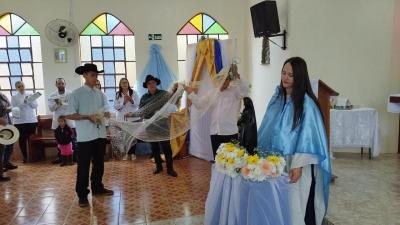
[247,0,290,126]
[0,0,249,109]
[248,0,399,153]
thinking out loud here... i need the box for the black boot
[52,157,62,164]
[68,155,74,165]
[60,156,67,167]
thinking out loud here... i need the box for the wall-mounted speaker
[250,1,280,37]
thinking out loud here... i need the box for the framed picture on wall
[54,48,67,63]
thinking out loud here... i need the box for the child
[54,116,74,166]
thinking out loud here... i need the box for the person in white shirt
[184,65,249,157]
[114,78,139,160]
[48,78,76,164]
[11,81,38,163]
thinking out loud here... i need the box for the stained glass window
[0,13,45,114]
[79,13,136,104]
[177,13,228,79]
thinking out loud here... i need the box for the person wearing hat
[65,63,113,207]
[125,74,178,177]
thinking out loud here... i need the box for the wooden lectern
[313,80,339,182]
[312,80,339,146]
[389,96,400,153]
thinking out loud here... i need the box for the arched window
[0,13,45,113]
[177,13,228,79]
[79,13,136,103]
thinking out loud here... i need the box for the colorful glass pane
[205,23,227,34]
[14,23,39,35]
[11,14,25,33]
[81,13,133,36]
[202,14,215,32]
[106,14,119,33]
[93,14,107,33]
[178,23,201,35]
[0,14,11,33]
[8,49,20,62]
[190,14,203,32]
[178,13,228,35]
[81,23,105,35]
[0,26,9,36]
[109,23,133,35]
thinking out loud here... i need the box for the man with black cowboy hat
[66,63,113,207]
[126,74,178,177]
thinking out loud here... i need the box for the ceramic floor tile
[2,153,400,224]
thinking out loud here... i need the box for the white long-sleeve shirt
[114,90,140,122]
[188,79,249,135]
[11,92,38,124]
[48,89,75,129]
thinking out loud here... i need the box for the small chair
[28,115,57,162]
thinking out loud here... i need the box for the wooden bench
[27,115,57,162]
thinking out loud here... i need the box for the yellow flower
[236,149,245,158]
[216,154,225,163]
[247,155,260,165]
[226,158,235,165]
[225,146,235,152]
[267,155,281,165]
[225,143,235,148]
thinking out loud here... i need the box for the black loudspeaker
[250,1,280,37]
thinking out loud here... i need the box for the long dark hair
[116,78,133,99]
[280,57,322,130]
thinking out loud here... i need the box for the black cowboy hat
[143,75,161,88]
[75,63,104,75]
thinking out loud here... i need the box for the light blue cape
[258,86,332,209]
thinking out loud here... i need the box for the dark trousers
[75,138,106,198]
[150,141,173,171]
[305,165,316,225]
[3,144,13,165]
[210,134,238,157]
[127,144,136,155]
[0,145,4,177]
[15,123,37,161]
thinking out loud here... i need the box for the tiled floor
[1,153,400,225]
[1,156,209,225]
[327,153,400,225]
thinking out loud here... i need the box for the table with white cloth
[330,108,380,158]
[205,167,291,225]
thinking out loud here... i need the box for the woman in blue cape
[258,57,331,225]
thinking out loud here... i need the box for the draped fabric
[185,39,233,161]
[137,44,177,97]
[170,108,189,157]
[257,86,332,210]
[191,39,223,82]
[205,167,291,225]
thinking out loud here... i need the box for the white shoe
[122,154,129,161]
[130,154,137,160]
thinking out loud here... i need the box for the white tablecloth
[330,108,380,157]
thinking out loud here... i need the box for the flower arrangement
[215,142,286,181]
[215,142,248,177]
[241,153,286,182]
